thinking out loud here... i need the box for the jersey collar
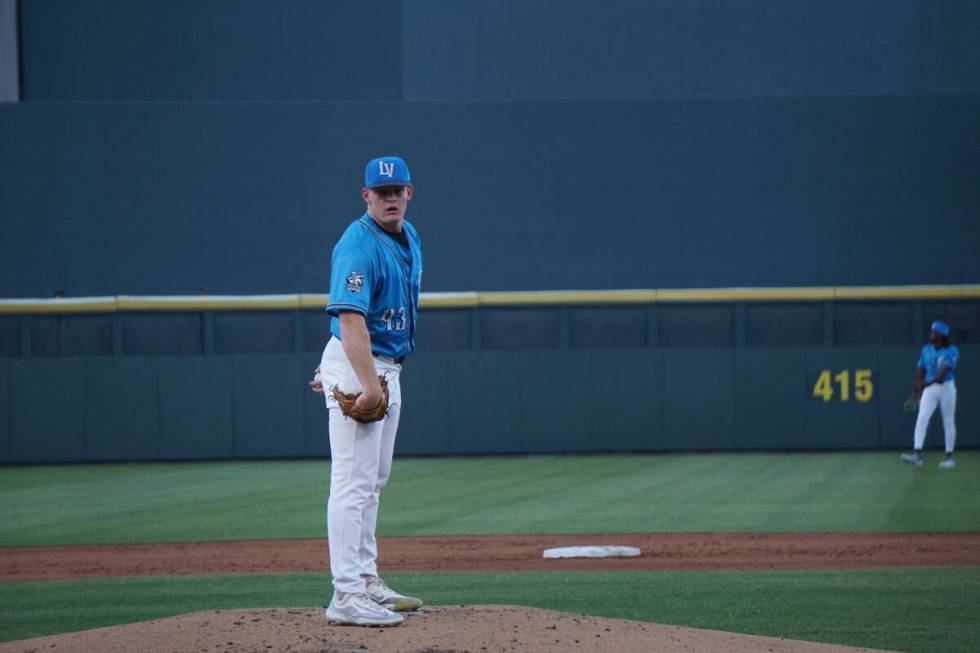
[358,215,411,269]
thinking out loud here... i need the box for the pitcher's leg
[358,401,400,579]
[327,411,384,594]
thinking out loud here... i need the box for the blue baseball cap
[931,321,950,336]
[364,156,412,188]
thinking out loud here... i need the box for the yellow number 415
[812,369,874,402]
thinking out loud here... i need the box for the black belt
[374,353,407,365]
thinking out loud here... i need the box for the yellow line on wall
[0,285,978,313]
[657,287,836,302]
[0,298,119,314]
[115,295,302,311]
[832,285,978,300]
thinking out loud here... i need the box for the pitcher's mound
[0,605,899,653]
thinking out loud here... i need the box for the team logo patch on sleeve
[346,271,365,293]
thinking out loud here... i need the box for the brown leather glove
[330,376,389,423]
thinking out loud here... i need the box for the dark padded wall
[2,346,977,463]
[1,0,978,298]
[1,300,976,463]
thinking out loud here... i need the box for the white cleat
[325,592,404,626]
[938,457,956,469]
[365,575,423,612]
[900,452,923,468]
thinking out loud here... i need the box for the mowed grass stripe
[2,567,979,653]
[1,452,978,546]
[0,461,331,546]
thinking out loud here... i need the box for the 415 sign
[812,369,874,403]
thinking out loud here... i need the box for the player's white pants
[914,380,957,453]
[320,336,403,595]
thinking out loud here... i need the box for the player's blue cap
[931,321,950,336]
[365,156,412,188]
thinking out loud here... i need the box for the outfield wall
[3,1,979,297]
[2,96,978,298]
[4,1,978,461]
[1,291,977,463]
[20,1,980,102]
[1,346,977,464]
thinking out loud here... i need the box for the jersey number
[382,307,406,332]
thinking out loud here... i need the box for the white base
[542,545,641,559]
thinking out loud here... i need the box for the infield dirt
[3,532,971,652]
[3,532,979,582]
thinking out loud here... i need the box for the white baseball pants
[913,381,956,453]
[320,336,402,594]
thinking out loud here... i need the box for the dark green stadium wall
[1,1,978,297]
[19,1,980,101]
[2,1,979,462]
[1,96,978,297]
[1,345,977,464]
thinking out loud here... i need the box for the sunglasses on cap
[371,186,408,198]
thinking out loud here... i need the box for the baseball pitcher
[311,156,423,626]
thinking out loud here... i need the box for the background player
[311,155,424,626]
[901,321,960,469]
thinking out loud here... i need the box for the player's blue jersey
[917,344,959,383]
[326,215,423,359]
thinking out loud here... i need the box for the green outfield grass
[2,453,978,652]
[1,452,978,546]
[2,568,979,653]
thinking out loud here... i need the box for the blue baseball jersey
[917,344,959,383]
[326,215,423,359]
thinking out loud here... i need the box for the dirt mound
[4,532,979,583]
[0,605,899,653]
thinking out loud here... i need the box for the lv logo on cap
[379,161,394,177]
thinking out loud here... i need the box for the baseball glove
[902,397,919,414]
[331,375,389,423]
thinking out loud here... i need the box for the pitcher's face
[364,185,413,230]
